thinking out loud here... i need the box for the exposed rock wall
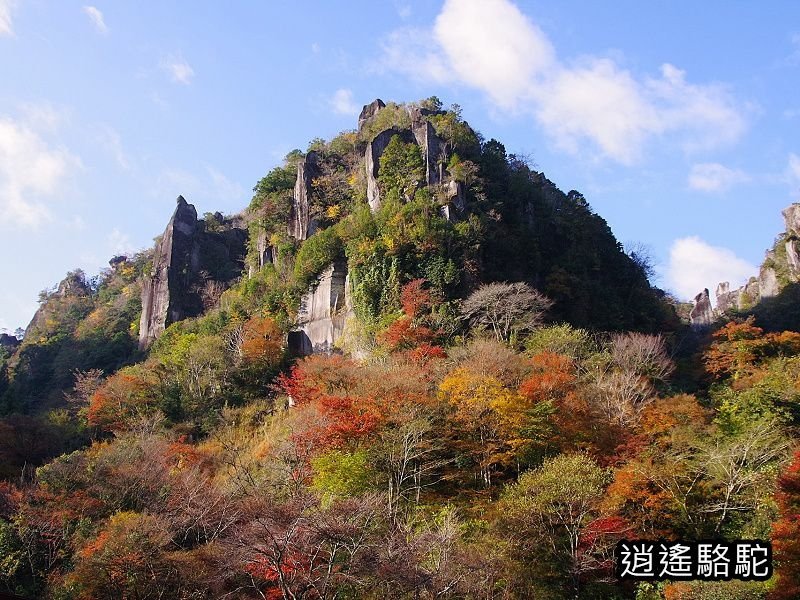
[288,151,319,241]
[360,99,450,214]
[288,261,353,355]
[139,197,247,349]
[409,110,445,187]
[358,98,385,131]
[689,288,714,327]
[714,202,800,315]
[365,128,413,212]
[139,197,200,349]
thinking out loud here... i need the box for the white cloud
[534,58,657,164]
[667,236,756,301]
[0,0,15,37]
[434,0,554,109]
[380,0,747,164]
[82,5,108,35]
[0,115,78,227]
[160,55,194,85]
[688,163,750,193]
[379,28,451,84]
[18,102,64,132]
[330,89,359,116]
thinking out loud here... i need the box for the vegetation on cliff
[0,99,798,599]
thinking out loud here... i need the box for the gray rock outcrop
[288,261,353,355]
[713,202,800,316]
[689,288,714,327]
[0,333,20,353]
[139,197,247,349]
[409,108,445,187]
[759,263,780,299]
[139,197,200,349]
[783,204,800,280]
[716,278,760,314]
[358,98,385,131]
[365,128,413,212]
[360,100,450,213]
[288,152,319,241]
[440,180,465,222]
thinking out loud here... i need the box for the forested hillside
[1,99,798,599]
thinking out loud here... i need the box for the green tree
[378,135,424,202]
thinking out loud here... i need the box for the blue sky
[1,0,799,332]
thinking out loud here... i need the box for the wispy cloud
[0,0,16,37]
[329,88,359,116]
[667,236,755,300]
[95,125,130,170]
[160,55,194,85]
[107,228,133,255]
[0,110,80,228]
[379,0,747,165]
[688,163,750,193]
[82,5,108,35]
[152,166,243,206]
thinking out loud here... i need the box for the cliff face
[138,197,200,349]
[689,288,714,327]
[139,197,247,349]
[360,100,452,214]
[288,152,319,241]
[288,260,353,355]
[714,203,800,316]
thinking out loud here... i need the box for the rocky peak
[689,288,714,327]
[783,203,800,236]
[138,196,201,349]
[0,333,20,353]
[358,98,386,132]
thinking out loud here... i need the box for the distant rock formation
[689,288,714,327]
[139,197,247,349]
[359,99,450,214]
[288,151,319,241]
[408,106,445,187]
[714,202,800,316]
[358,98,385,131]
[0,333,20,353]
[288,261,353,355]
